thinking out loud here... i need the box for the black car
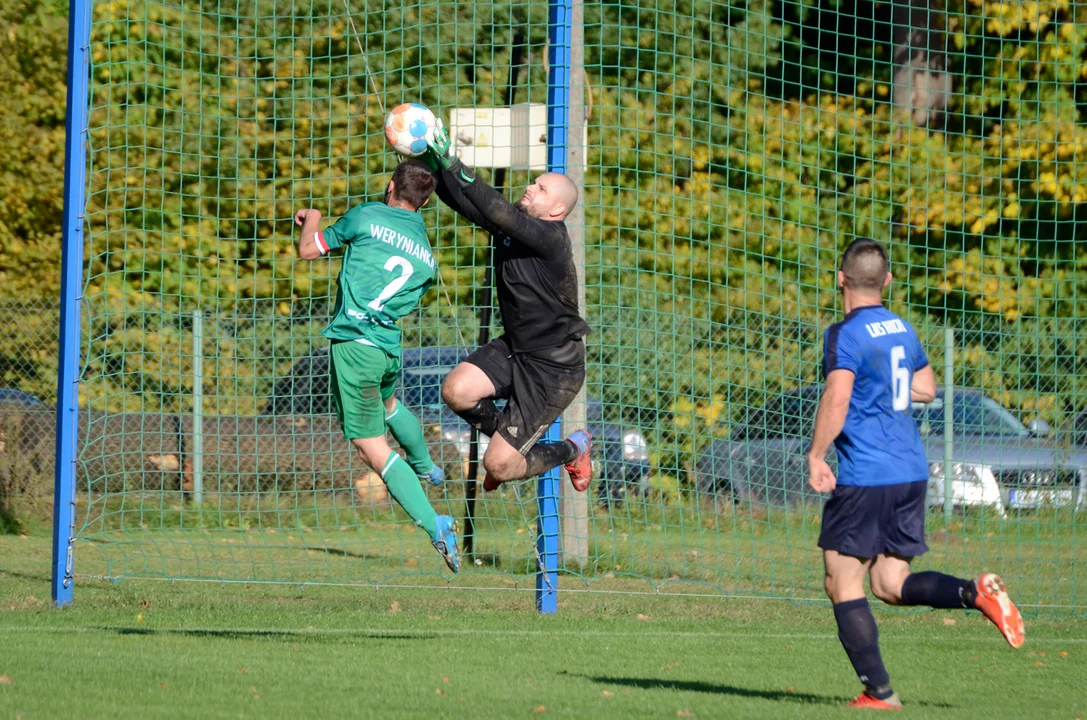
[695,386,1086,510]
[264,346,652,503]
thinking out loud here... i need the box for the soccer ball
[384,103,437,157]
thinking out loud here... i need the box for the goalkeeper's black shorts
[465,335,585,455]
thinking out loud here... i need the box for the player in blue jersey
[807,238,1024,710]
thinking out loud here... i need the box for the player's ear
[883,272,892,288]
[837,270,845,290]
[420,196,430,209]
[551,203,567,218]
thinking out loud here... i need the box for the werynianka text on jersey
[370,223,435,269]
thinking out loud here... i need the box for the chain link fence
[0,301,59,524]
[5,296,1085,520]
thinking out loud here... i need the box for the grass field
[65,489,1087,618]
[2,528,1086,719]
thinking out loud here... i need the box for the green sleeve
[318,203,372,252]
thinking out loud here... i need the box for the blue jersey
[822,305,930,487]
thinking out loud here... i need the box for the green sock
[385,400,435,476]
[380,454,438,537]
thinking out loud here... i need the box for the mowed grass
[2,532,1086,719]
[72,490,1087,614]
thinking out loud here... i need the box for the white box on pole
[449,103,553,171]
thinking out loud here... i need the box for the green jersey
[316,201,437,356]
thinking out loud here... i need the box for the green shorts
[329,340,401,440]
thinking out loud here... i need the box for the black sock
[454,399,500,438]
[523,440,578,477]
[833,598,893,699]
[900,571,976,609]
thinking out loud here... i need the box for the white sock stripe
[380,454,399,479]
[385,403,400,422]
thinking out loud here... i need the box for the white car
[695,386,1086,511]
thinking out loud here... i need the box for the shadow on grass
[573,675,953,709]
[105,627,437,641]
[0,568,51,583]
[308,546,377,561]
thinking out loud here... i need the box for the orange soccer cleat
[563,430,594,492]
[974,573,1025,648]
[848,692,902,711]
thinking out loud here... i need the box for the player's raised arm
[427,120,571,260]
[425,121,506,232]
[295,208,324,260]
[429,162,495,232]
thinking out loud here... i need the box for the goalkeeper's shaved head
[839,238,890,294]
[544,173,579,218]
[515,172,579,221]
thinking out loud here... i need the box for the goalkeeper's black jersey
[435,170,590,354]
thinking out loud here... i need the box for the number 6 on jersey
[891,345,909,411]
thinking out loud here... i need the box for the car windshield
[912,392,1030,438]
[736,389,1029,441]
[735,394,819,440]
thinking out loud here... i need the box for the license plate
[1008,488,1076,507]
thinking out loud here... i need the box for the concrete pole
[560,0,590,568]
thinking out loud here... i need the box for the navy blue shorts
[818,480,929,559]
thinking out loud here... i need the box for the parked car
[694,386,1086,511]
[264,347,652,503]
[1069,410,1087,447]
[0,388,45,407]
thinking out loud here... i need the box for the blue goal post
[52,0,92,608]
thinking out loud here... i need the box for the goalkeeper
[424,121,594,493]
[295,159,459,573]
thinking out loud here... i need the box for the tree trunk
[892,0,952,131]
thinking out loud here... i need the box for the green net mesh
[43,0,1087,614]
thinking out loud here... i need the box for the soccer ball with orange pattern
[384,103,438,157]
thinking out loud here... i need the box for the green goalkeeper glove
[427,119,476,185]
[428,119,456,170]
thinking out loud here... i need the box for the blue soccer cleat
[431,515,460,573]
[419,464,445,486]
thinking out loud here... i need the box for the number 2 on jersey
[890,345,910,411]
[368,256,414,312]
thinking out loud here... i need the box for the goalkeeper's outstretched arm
[426,120,567,260]
[432,166,494,231]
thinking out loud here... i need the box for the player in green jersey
[294,160,459,573]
